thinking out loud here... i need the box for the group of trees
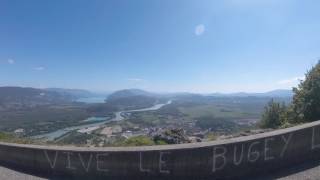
[260,61,320,129]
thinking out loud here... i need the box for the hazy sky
[0,0,319,93]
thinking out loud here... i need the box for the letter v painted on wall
[79,153,93,172]
[44,150,59,169]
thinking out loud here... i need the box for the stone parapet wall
[1,121,320,179]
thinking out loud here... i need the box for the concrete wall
[1,121,320,179]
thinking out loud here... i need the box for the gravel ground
[0,166,46,180]
[1,160,320,180]
[255,160,320,180]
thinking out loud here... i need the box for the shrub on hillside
[292,61,320,122]
[122,136,155,146]
[260,61,320,128]
[260,100,287,129]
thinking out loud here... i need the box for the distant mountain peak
[107,89,154,100]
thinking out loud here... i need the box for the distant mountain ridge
[105,89,293,108]
[0,87,109,106]
[46,88,97,99]
[108,89,293,98]
[0,87,73,105]
[0,87,294,106]
[208,89,293,97]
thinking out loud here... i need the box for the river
[32,100,172,141]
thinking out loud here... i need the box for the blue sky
[0,0,319,93]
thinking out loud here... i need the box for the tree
[260,99,286,129]
[292,61,320,122]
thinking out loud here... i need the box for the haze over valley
[0,86,292,146]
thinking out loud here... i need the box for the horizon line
[0,85,294,95]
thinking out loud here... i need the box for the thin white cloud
[127,78,145,82]
[7,59,15,64]
[126,78,148,89]
[277,76,305,85]
[195,24,205,36]
[34,66,45,71]
[227,0,282,7]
